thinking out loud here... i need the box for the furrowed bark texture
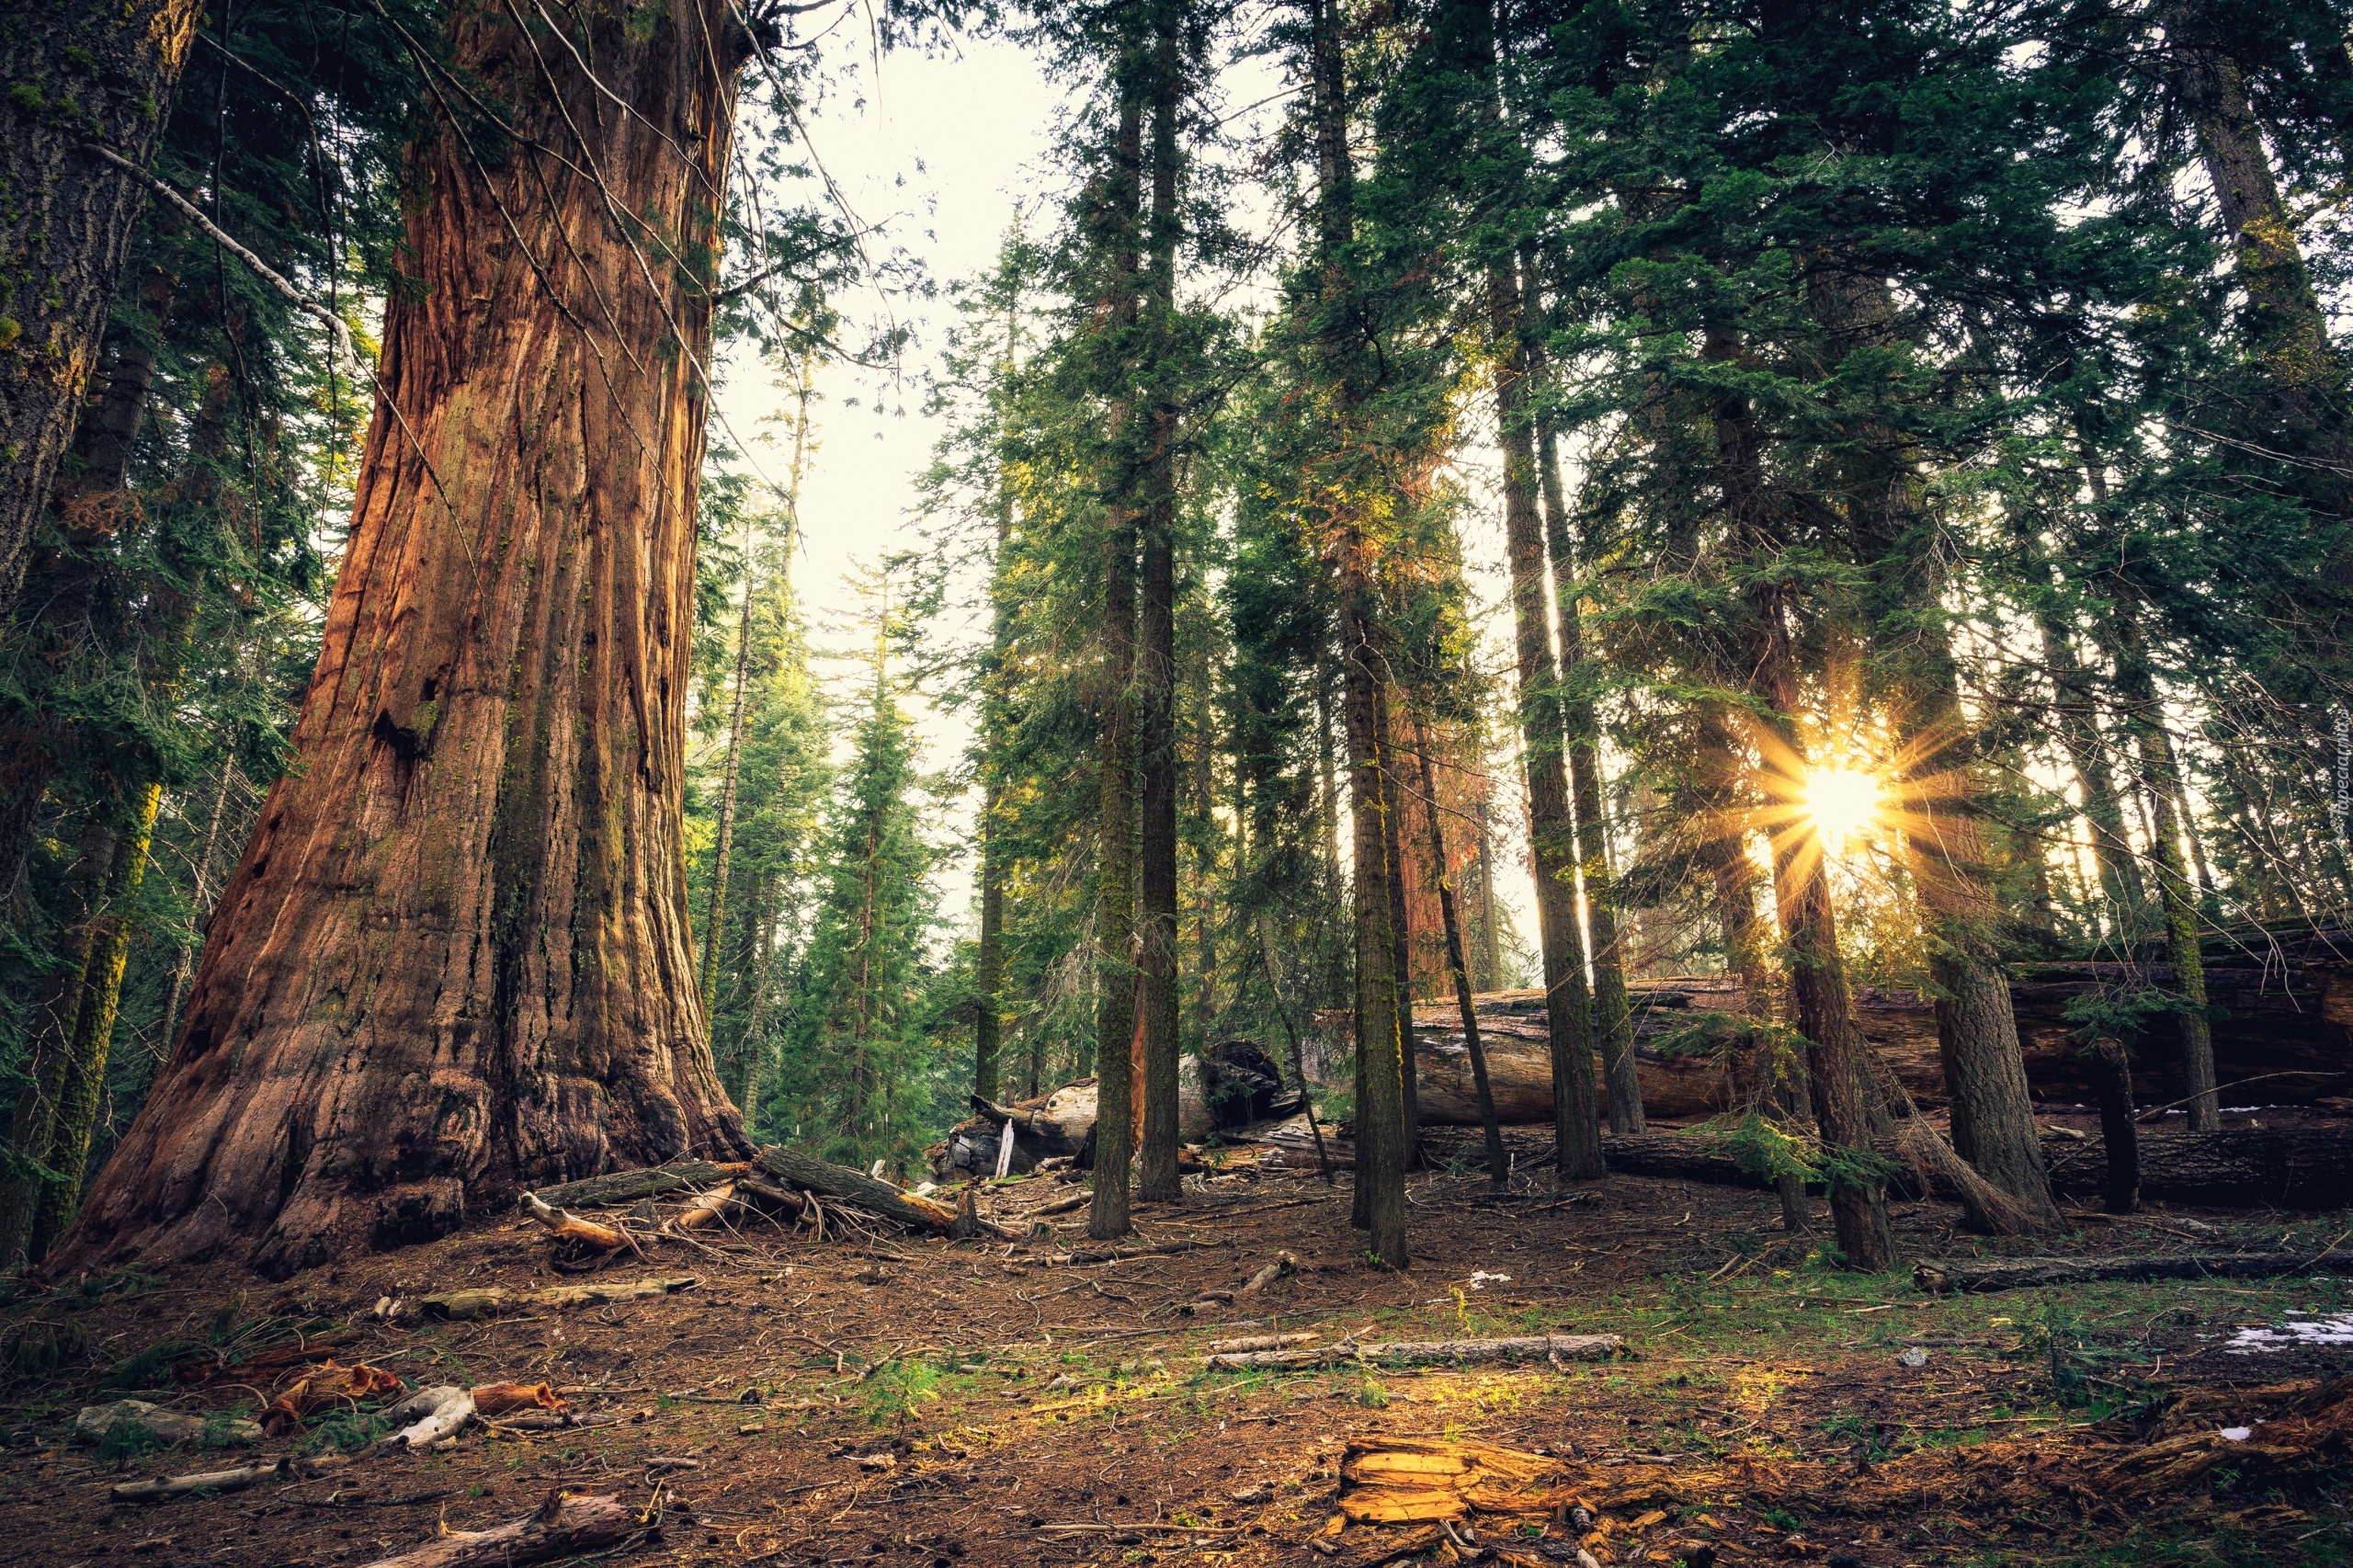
[0,0,202,624]
[55,0,754,1279]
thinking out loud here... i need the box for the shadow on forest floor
[4,1123,2351,1566]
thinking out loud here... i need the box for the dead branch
[417,1277,697,1322]
[355,1490,634,1568]
[1203,1333,1622,1371]
[110,1453,351,1504]
[380,1386,475,1449]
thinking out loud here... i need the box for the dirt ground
[5,1119,2352,1568]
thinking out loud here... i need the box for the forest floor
[5,1118,2353,1568]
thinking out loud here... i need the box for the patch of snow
[2224,1311,2353,1353]
[1468,1270,1513,1290]
[2220,1426,2253,1441]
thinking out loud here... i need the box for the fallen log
[1915,1252,2322,1293]
[356,1491,635,1568]
[1042,1238,1222,1267]
[1204,1333,1621,1370]
[417,1277,697,1322]
[526,1161,745,1209]
[1599,1125,2353,1210]
[1240,1251,1299,1293]
[1207,1333,1319,1355]
[380,1385,474,1449]
[110,1453,351,1504]
[756,1145,964,1232]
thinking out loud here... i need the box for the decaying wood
[756,1146,966,1233]
[1204,1333,1621,1370]
[1036,1192,1090,1216]
[380,1386,474,1449]
[1240,1252,1299,1293]
[1598,1125,2353,1210]
[355,1491,634,1568]
[109,1453,351,1504]
[1336,1437,1580,1525]
[526,1162,747,1210]
[1915,1252,2322,1293]
[521,1193,632,1252]
[261,1361,404,1435]
[417,1277,698,1322]
[1206,1333,1318,1355]
[1043,1238,1221,1267]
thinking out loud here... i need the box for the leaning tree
[54,0,768,1278]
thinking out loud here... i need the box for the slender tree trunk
[1472,799,1502,993]
[1340,583,1408,1263]
[1088,58,1148,1244]
[1415,719,1506,1186]
[161,750,239,1054]
[1490,262,1604,1183]
[2089,1036,2139,1214]
[1136,9,1183,1207]
[27,780,163,1260]
[1709,325,1893,1271]
[701,542,758,1014]
[2110,608,2218,1131]
[0,0,204,624]
[0,809,119,1267]
[1376,677,1419,1152]
[53,0,756,1279]
[1533,391,1641,1132]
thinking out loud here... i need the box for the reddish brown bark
[54,0,755,1279]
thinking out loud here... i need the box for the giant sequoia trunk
[54,0,756,1279]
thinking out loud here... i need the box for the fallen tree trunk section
[111,1454,349,1503]
[520,1193,632,1253]
[357,1492,635,1568]
[1599,1125,2353,1210]
[1915,1252,2320,1293]
[756,1146,964,1232]
[417,1277,697,1322]
[526,1161,745,1209]
[1204,1333,1621,1370]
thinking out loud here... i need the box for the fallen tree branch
[1204,1333,1622,1370]
[110,1453,351,1504]
[1040,1238,1222,1267]
[356,1490,635,1568]
[1914,1252,2319,1293]
[417,1277,698,1322]
[756,1145,995,1233]
[520,1192,634,1253]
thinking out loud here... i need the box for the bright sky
[709,25,1547,960]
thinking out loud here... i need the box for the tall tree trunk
[1708,325,1893,1271]
[0,808,119,1267]
[1376,676,1419,1152]
[161,749,239,1054]
[28,779,163,1261]
[52,0,756,1280]
[701,537,758,1014]
[1533,389,1640,1132]
[2109,607,2219,1131]
[1088,59,1148,1244]
[0,0,202,625]
[1472,798,1502,993]
[1339,583,1408,1264]
[1136,9,1183,1207]
[1415,718,1506,1186]
[974,291,1020,1108]
[2164,2,2348,458]
[1489,261,1604,1183]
